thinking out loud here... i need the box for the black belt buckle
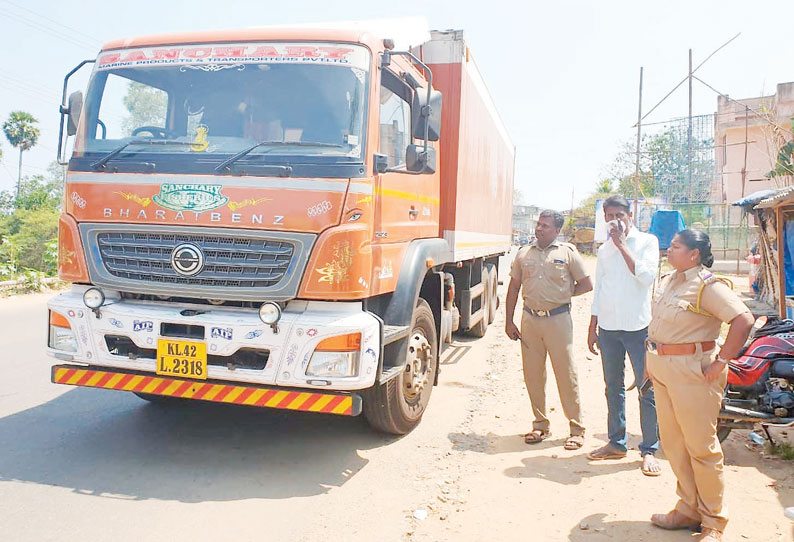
[645,339,657,353]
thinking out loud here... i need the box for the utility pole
[741,104,749,198]
[634,67,643,220]
[686,49,694,225]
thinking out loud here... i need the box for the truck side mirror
[406,145,436,174]
[412,89,442,142]
[65,91,83,136]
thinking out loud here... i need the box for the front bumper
[52,364,362,416]
[47,285,381,392]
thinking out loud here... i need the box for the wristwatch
[715,355,729,365]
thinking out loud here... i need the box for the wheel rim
[403,330,432,402]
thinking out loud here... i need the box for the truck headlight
[307,351,359,378]
[306,332,361,378]
[48,311,77,352]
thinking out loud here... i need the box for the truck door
[373,70,423,243]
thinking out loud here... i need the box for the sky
[0,0,793,210]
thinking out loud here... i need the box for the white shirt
[591,226,659,331]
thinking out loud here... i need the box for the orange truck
[49,27,514,434]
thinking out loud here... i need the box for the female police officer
[646,229,754,542]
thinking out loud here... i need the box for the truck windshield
[76,42,370,173]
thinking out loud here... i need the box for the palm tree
[595,179,614,195]
[3,111,40,199]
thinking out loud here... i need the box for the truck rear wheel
[467,267,490,338]
[364,299,438,435]
[486,263,498,325]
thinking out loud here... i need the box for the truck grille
[97,232,295,288]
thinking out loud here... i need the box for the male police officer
[505,210,593,449]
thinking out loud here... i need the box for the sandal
[563,434,585,450]
[641,454,663,477]
[524,429,550,444]
[586,444,627,460]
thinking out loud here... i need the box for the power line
[0,9,99,51]
[693,75,794,138]
[635,33,741,126]
[0,75,59,102]
[0,0,102,47]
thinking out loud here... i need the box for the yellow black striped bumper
[51,365,362,416]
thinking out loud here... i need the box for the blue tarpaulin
[785,221,794,298]
[732,189,780,210]
[649,210,686,249]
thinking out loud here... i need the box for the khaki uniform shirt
[648,265,749,344]
[510,241,588,310]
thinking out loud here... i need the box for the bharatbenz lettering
[48,27,515,434]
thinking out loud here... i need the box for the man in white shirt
[587,195,661,476]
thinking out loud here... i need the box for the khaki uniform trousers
[520,310,585,436]
[647,349,728,531]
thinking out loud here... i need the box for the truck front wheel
[364,299,438,434]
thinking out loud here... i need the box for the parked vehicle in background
[718,317,794,442]
[48,27,514,434]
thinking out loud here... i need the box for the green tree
[767,118,794,180]
[0,161,64,214]
[2,111,40,199]
[0,208,59,273]
[122,81,168,135]
[0,161,64,276]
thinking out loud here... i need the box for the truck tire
[364,299,438,435]
[467,267,489,338]
[486,263,498,325]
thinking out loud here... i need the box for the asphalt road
[0,263,512,542]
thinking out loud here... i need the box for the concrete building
[512,204,540,241]
[715,82,794,203]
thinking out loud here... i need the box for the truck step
[379,365,404,383]
[383,324,410,344]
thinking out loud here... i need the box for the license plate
[156,339,207,380]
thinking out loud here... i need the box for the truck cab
[49,27,513,434]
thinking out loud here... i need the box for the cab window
[379,73,412,167]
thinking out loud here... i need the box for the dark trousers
[598,327,659,455]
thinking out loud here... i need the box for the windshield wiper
[90,139,194,170]
[214,140,343,173]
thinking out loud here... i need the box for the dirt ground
[397,256,794,542]
[1,257,792,542]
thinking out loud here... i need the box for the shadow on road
[568,513,691,541]
[0,387,396,502]
[504,454,639,485]
[722,429,794,541]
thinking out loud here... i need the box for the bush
[0,208,59,275]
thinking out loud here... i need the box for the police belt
[645,339,716,356]
[523,304,570,318]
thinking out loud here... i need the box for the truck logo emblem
[153,184,228,212]
[171,243,204,276]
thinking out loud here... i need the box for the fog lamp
[259,302,282,325]
[83,287,105,309]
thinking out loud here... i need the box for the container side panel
[448,56,514,260]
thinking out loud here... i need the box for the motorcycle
[718,316,794,442]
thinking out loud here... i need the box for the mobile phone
[608,220,624,234]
